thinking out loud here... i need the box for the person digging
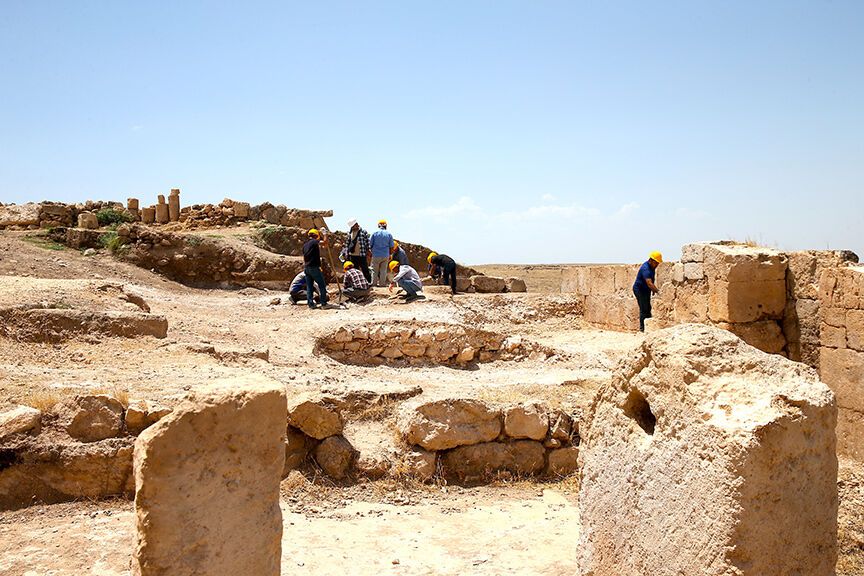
[388,260,425,302]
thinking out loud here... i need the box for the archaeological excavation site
[0,195,862,575]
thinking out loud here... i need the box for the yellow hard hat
[378,219,387,227]
[391,240,399,251]
[343,261,354,270]
[308,228,319,238]
[427,251,438,263]
[649,251,663,263]
[388,260,400,271]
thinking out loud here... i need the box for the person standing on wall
[302,228,329,309]
[633,251,662,332]
[342,218,372,283]
[369,219,394,287]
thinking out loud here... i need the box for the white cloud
[541,193,557,203]
[614,201,640,218]
[495,203,600,223]
[403,196,482,219]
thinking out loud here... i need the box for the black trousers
[442,264,457,294]
[634,288,652,332]
[348,255,371,283]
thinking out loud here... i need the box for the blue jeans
[398,279,420,297]
[633,288,651,332]
[305,266,328,307]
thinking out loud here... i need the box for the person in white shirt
[388,260,424,302]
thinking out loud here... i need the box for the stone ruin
[316,321,559,366]
[578,323,837,575]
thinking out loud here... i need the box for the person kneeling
[342,260,371,303]
[388,260,425,302]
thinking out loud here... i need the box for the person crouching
[388,260,425,302]
[342,260,371,303]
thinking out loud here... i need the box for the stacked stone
[167,189,180,222]
[178,198,252,228]
[283,393,356,480]
[0,394,172,510]
[818,264,864,460]
[397,398,580,483]
[560,264,654,331]
[154,195,169,224]
[317,321,557,366]
[127,198,140,221]
[250,202,333,227]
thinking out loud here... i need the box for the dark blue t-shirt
[633,261,655,294]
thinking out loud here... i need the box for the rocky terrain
[0,219,861,575]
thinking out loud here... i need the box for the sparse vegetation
[22,389,65,411]
[98,231,125,253]
[22,233,65,251]
[95,207,133,227]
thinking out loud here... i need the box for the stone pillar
[132,378,286,576]
[141,207,156,225]
[127,198,140,221]
[577,323,837,576]
[168,189,180,222]
[155,195,169,224]
[77,212,98,229]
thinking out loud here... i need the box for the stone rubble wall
[0,395,172,510]
[316,321,561,367]
[817,265,864,460]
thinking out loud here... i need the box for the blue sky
[1,1,861,264]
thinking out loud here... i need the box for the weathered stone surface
[283,427,310,476]
[673,282,708,323]
[683,262,704,281]
[125,401,173,436]
[0,308,168,342]
[707,279,786,323]
[578,323,837,576]
[0,203,40,227]
[0,437,134,510]
[703,243,787,283]
[286,394,343,439]
[313,435,356,479]
[441,440,545,483]
[680,242,707,263]
[470,275,506,293]
[821,323,847,349]
[549,411,574,442]
[837,408,864,461]
[399,399,501,451]
[0,405,41,440]
[847,309,864,351]
[506,277,527,292]
[66,227,102,249]
[503,403,548,440]
[54,395,124,442]
[546,446,579,477]
[820,346,864,413]
[77,212,99,229]
[401,448,437,481]
[133,380,286,576]
[717,320,786,355]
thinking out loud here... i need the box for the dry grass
[21,389,65,412]
[89,385,131,408]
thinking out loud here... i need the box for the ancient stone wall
[316,321,559,366]
[818,264,864,459]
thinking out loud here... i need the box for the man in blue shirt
[633,251,662,332]
[369,219,394,287]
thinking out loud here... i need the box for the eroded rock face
[0,203,40,227]
[441,440,545,483]
[286,394,343,439]
[578,323,838,576]
[313,436,356,480]
[0,406,41,441]
[470,275,506,293]
[399,399,501,451]
[54,395,124,442]
[133,380,286,576]
[503,403,548,440]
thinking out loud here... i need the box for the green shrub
[98,231,125,253]
[95,207,133,227]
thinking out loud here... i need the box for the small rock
[83,248,97,257]
[313,435,356,479]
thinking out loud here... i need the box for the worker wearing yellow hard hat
[302,228,329,309]
[342,260,372,303]
[369,218,394,287]
[342,218,372,284]
[390,240,408,271]
[388,259,425,302]
[428,251,458,295]
[633,250,663,331]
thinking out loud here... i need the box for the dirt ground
[0,228,861,575]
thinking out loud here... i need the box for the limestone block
[546,446,579,477]
[313,435,356,479]
[399,398,501,451]
[578,324,837,576]
[127,198,140,212]
[703,243,787,283]
[402,342,427,357]
[471,275,506,293]
[441,440,545,483]
[132,380,286,576]
[680,242,707,263]
[836,408,864,460]
[588,266,615,296]
[717,320,786,355]
[455,276,473,292]
[286,394,342,439]
[613,265,639,292]
[786,298,821,345]
[168,194,180,223]
[822,306,847,328]
[707,279,786,323]
[125,401,149,436]
[154,204,169,224]
[671,262,685,284]
[560,266,588,294]
[283,427,310,475]
[549,411,574,442]
[456,346,475,363]
[54,395,124,442]
[674,282,708,323]
[847,309,864,351]
[141,207,156,224]
[820,323,847,349]
[503,403,549,440]
[0,202,40,227]
[820,346,864,412]
[683,262,704,281]
[234,202,250,218]
[0,405,41,440]
[401,448,437,482]
[77,212,99,229]
[506,277,527,292]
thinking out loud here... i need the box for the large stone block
[673,282,708,323]
[54,395,124,442]
[680,242,707,263]
[847,309,864,351]
[836,408,864,460]
[440,440,545,483]
[0,203,40,227]
[588,266,616,296]
[470,275,506,293]
[703,243,787,283]
[707,279,786,323]
[286,394,342,439]
[0,405,41,441]
[398,398,501,451]
[717,320,786,355]
[820,323,847,349]
[132,379,286,576]
[820,346,864,413]
[578,324,837,576]
[503,403,548,440]
[560,266,588,295]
